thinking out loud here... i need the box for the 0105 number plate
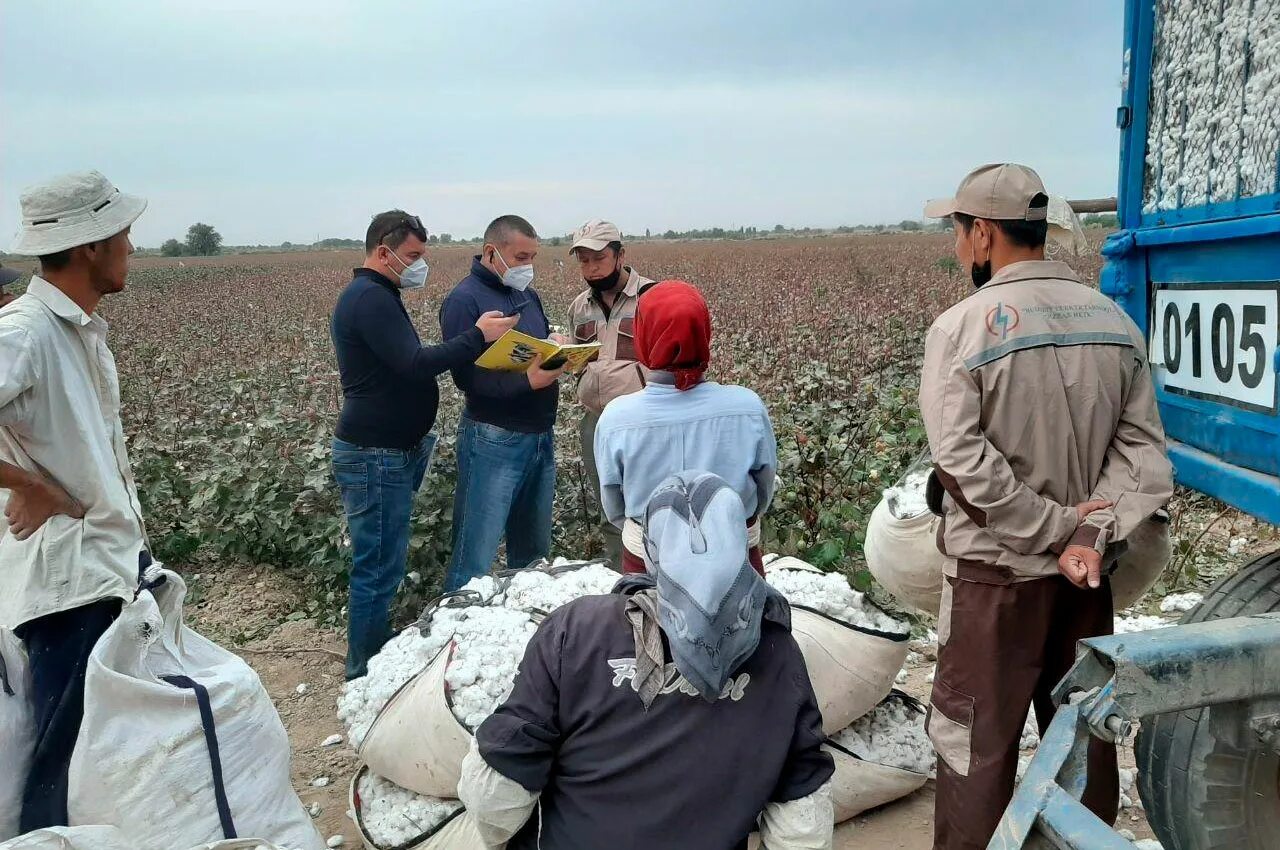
[1149,284,1278,414]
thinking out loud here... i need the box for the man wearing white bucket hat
[0,170,150,829]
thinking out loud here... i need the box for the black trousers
[15,598,122,830]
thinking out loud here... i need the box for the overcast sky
[1,0,1125,247]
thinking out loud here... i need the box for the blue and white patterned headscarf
[621,471,789,705]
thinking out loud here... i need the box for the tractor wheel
[1136,549,1280,849]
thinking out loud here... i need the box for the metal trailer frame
[1102,0,1280,526]
[990,615,1280,849]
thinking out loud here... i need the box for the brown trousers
[929,570,1118,850]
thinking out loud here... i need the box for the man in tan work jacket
[919,163,1173,850]
[567,220,654,566]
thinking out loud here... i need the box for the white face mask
[386,248,429,290]
[492,247,534,292]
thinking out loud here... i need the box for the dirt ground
[184,560,1158,849]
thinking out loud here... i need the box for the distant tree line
[149,217,958,259]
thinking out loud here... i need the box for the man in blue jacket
[331,210,516,679]
[439,215,566,591]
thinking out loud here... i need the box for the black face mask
[587,265,623,293]
[971,260,993,289]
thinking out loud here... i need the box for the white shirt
[0,277,147,627]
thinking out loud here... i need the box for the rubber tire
[1135,548,1280,850]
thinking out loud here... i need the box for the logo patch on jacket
[607,658,751,702]
[985,303,1020,339]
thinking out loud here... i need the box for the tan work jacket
[569,266,656,416]
[920,260,1173,580]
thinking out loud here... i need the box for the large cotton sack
[350,768,490,850]
[867,500,1172,614]
[789,607,909,735]
[823,739,929,823]
[0,630,34,841]
[765,560,910,735]
[67,571,323,850]
[863,497,946,616]
[1111,514,1173,610]
[0,826,134,850]
[359,644,473,798]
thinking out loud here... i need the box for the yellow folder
[475,330,602,373]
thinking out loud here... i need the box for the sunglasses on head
[377,214,426,246]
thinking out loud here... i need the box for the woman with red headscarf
[593,280,778,574]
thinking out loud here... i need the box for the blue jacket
[332,268,485,449]
[439,257,558,433]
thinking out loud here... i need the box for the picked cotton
[441,607,538,729]
[830,698,935,776]
[338,622,455,748]
[766,568,906,633]
[1114,613,1173,634]
[1158,592,1202,614]
[499,564,621,613]
[884,469,930,520]
[1020,712,1040,750]
[357,771,461,848]
[341,564,621,746]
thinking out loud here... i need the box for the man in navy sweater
[331,210,515,678]
[439,215,566,591]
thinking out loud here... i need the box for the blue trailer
[993,1,1280,848]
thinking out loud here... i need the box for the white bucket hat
[10,170,147,256]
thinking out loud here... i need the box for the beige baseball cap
[570,219,623,254]
[924,163,1048,221]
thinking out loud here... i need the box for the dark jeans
[445,416,555,593]
[16,597,122,830]
[333,434,435,680]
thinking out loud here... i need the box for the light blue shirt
[593,373,778,526]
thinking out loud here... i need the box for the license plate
[1149,284,1279,414]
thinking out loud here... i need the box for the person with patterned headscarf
[458,471,833,850]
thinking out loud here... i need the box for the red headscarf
[634,280,711,391]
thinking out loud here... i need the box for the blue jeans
[333,434,436,680]
[445,416,555,592]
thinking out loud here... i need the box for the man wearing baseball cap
[919,164,1171,848]
[1,170,151,828]
[566,220,654,565]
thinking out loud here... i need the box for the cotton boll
[459,575,501,601]
[831,698,935,777]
